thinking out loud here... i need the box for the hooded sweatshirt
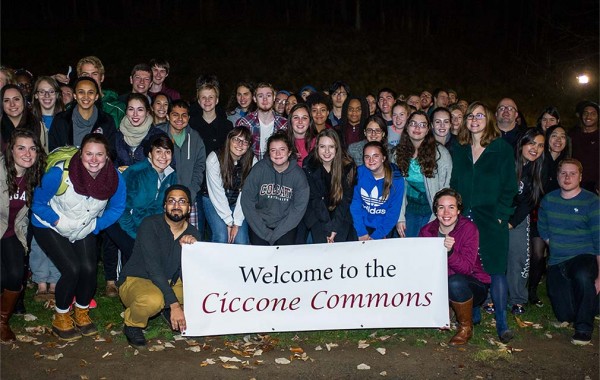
[241,156,309,244]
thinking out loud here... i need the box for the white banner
[182,238,449,336]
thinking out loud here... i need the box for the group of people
[0,57,598,349]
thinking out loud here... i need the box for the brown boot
[1,289,21,342]
[52,312,81,341]
[73,306,98,336]
[449,298,474,346]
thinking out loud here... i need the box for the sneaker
[124,325,146,348]
[499,329,514,344]
[571,331,592,346]
[511,304,526,315]
[483,303,495,314]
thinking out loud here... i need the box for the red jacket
[419,215,490,284]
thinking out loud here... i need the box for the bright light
[577,74,590,84]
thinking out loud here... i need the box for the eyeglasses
[231,136,250,146]
[365,128,383,135]
[166,198,188,206]
[466,113,486,121]
[275,99,288,105]
[408,121,428,129]
[497,105,517,113]
[36,90,56,97]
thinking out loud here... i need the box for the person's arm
[447,222,479,275]
[269,169,310,244]
[31,167,62,225]
[117,167,140,239]
[94,172,126,233]
[350,167,368,239]
[206,152,235,225]
[371,174,404,239]
[240,164,272,242]
[496,142,518,223]
[396,179,408,237]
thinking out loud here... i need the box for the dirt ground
[1,321,598,380]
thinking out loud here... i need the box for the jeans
[29,236,61,284]
[202,196,249,244]
[404,212,431,238]
[195,192,209,241]
[490,273,509,336]
[507,216,530,305]
[448,274,488,305]
[547,254,599,334]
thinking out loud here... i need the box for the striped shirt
[538,189,599,265]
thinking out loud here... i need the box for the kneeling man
[538,158,599,345]
[118,185,200,347]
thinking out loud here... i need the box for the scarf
[72,106,99,147]
[119,115,153,148]
[68,151,119,200]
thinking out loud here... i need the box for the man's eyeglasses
[497,105,517,113]
[166,198,188,206]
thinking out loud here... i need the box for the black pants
[249,227,297,246]
[1,235,25,291]
[32,226,98,310]
[103,223,135,281]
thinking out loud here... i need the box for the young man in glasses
[118,184,200,348]
[496,97,525,150]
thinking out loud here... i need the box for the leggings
[1,235,25,291]
[529,236,547,300]
[32,226,98,310]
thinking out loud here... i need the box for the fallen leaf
[357,340,370,349]
[514,316,534,328]
[173,334,185,341]
[401,352,410,357]
[94,336,106,342]
[80,375,89,380]
[16,335,37,343]
[45,353,64,361]
[185,339,199,346]
[25,326,47,334]
[380,371,387,376]
[164,342,175,348]
[416,339,427,344]
[203,358,216,365]
[376,347,386,355]
[314,345,322,351]
[222,364,239,370]
[133,350,139,356]
[253,349,263,356]
[275,357,291,364]
[290,347,304,354]
[185,346,202,352]
[119,312,125,319]
[79,359,89,367]
[439,342,448,348]
[325,343,338,351]
[357,363,371,370]
[101,352,112,358]
[545,333,553,339]
[378,335,391,341]
[109,330,121,336]
[148,345,165,352]
[532,324,543,329]
[219,356,242,363]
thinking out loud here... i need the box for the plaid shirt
[236,111,287,159]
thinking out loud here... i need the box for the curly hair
[395,110,438,178]
[5,128,46,207]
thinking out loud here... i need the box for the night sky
[2,0,598,125]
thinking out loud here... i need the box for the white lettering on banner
[182,238,449,337]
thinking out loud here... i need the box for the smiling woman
[31,133,126,342]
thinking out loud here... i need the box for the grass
[11,266,574,351]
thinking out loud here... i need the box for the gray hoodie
[157,124,206,203]
[241,156,309,245]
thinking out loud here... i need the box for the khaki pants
[119,277,183,328]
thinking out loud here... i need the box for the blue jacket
[119,159,177,239]
[350,164,404,239]
[114,126,167,168]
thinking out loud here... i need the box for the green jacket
[101,89,125,128]
[450,138,517,274]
